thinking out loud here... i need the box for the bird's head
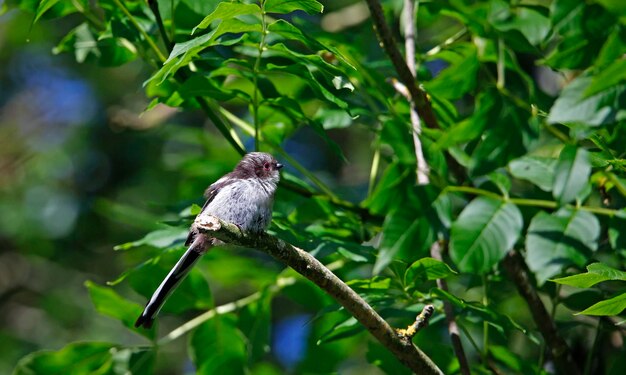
[234,152,283,183]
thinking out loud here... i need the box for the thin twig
[251,1,268,151]
[502,250,580,375]
[396,304,435,338]
[112,0,167,62]
[195,215,443,375]
[402,0,429,184]
[158,277,296,345]
[430,241,471,375]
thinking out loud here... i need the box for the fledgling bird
[135,152,283,329]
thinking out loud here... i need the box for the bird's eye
[263,162,271,170]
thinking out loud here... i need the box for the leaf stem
[111,0,167,63]
[496,38,505,89]
[368,145,381,197]
[158,277,296,346]
[445,186,623,217]
[482,274,489,364]
[583,319,602,375]
[252,1,268,151]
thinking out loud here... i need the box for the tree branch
[396,304,435,339]
[430,241,471,375]
[195,215,443,375]
[502,250,580,375]
[364,0,438,129]
[402,0,429,184]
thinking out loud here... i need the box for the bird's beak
[275,163,283,170]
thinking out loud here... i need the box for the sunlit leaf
[578,293,626,316]
[508,155,557,191]
[404,257,457,287]
[551,262,626,288]
[13,342,119,375]
[265,0,324,15]
[193,2,261,32]
[450,197,523,273]
[548,75,626,126]
[84,281,153,339]
[553,145,591,204]
[190,314,247,374]
[114,227,188,250]
[526,208,600,285]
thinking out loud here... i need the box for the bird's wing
[200,174,235,211]
[184,174,236,246]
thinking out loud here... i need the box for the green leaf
[525,208,600,285]
[595,0,626,23]
[366,342,412,375]
[585,59,626,97]
[84,281,153,339]
[374,186,440,274]
[193,2,261,33]
[238,288,272,363]
[190,314,247,374]
[548,75,626,126]
[551,262,626,288]
[490,3,551,46]
[561,290,604,311]
[424,43,479,100]
[126,250,212,314]
[34,0,59,23]
[317,316,364,344]
[108,347,155,375]
[13,342,120,375]
[553,145,591,204]
[609,217,626,252]
[150,19,262,84]
[404,257,457,286]
[508,155,557,191]
[114,226,188,250]
[490,345,543,374]
[436,92,496,148]
[450,197,523,273]
[264,0,324,15]
[578,293,626,316]
[266,62,348,109]
[431,288,528,336]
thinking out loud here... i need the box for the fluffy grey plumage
[135,152,282,328]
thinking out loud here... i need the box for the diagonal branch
[502,250,580,375]
[430,241,471,375]
[195,215,443,375]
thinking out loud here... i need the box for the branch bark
[502,250,580,375]
[195,215,443,375]
[430,241,471,375]
[364,0,438,129]
[402,0,429,184]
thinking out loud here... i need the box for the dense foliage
[3,0,625,374]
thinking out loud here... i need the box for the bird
[135,152,283,329]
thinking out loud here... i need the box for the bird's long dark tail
[134,240,206,329]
